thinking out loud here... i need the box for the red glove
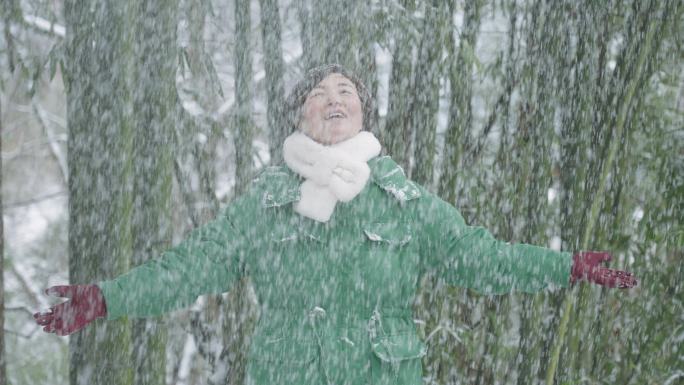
[570,251,637,288]
[33,284,107,336]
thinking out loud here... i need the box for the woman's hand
[33,284,107,336]
[570,251,637,288]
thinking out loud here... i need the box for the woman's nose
[326,93,342,105]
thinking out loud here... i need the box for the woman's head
[286,64,373,145]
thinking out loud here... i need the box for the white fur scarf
[283,131,382,222]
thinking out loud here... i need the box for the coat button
[309,306,326,318]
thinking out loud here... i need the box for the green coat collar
[368,156,422,202]
[254,156,421,208]
[252,166,301,208]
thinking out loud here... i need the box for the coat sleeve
[97,193,257,320]
[414,189,572,295]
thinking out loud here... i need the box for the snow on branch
[23,14,65,38]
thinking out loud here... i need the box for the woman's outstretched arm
[34,191,258,335]
[415,188,636,294]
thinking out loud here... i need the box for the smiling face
[298,73,364,145]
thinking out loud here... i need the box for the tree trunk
[438,0,484,205]
[259,0,288,164]
[383,0,416,168]
[547,2,670,383]
[65,1,134,384]
[129,0,178,384]
[513,0,560,382]
[0,88,6,385]
[221,1,257,384]
[232,0,255,195]
[410,0,447,187]
[304,1,373,74]
[297,0,314,69]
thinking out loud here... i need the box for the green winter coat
[98,156,572,385]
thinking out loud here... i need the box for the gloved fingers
[594,268,637,288]
[33,311,54,326]
[40,315,59,333]
[614,270,638,288]
[45,285,78,299]
[54,315,86,336]
[42,318,62,334]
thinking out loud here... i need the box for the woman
[34,64,637,384]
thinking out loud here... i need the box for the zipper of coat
[308,306,333,385]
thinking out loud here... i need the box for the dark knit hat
[285,64,374,133]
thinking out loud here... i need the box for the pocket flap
[248,333,317,365]
[269,230,322,243]
[362,222,412,246]
[370,332,428,363]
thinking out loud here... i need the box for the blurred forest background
[0,0,682,384]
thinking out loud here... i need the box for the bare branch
[5,306,36,317]
[5,327,40,339]
[22,14,65,39]
[8,263,41,308]
[3,190,66,210]
[472,78,518,161]
[32,98,68,182]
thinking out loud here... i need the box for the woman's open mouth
[325,111,346,120]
